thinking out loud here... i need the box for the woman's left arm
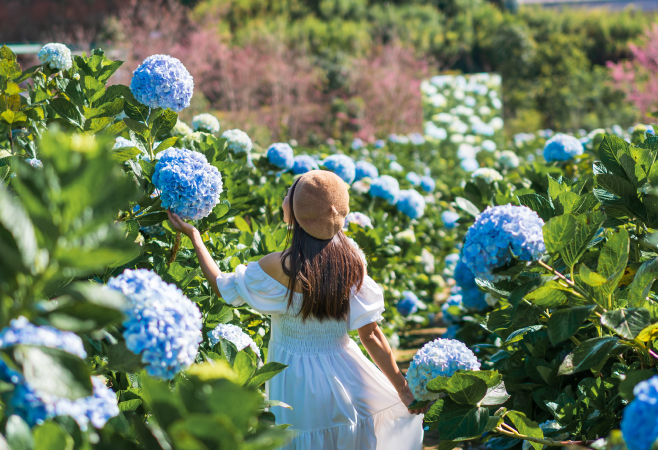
[167,210,222,298]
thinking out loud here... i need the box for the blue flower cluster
[406,338,481,400]
[344,212,373,229]
[221,129,252,154]
[351,138,364,150]
[454,261,488,311]
[152,147,223,220]
[374,140,386,148]
[26,158,43,168]
[420,176,435,193]
[322,155,356,184]
[292,155,319,175]
[370,175,400,204]
[0,317,119,428]
[38,43,72,70]
[130,55,194,112]
[543,133,584,162]
[108,269,203,379]
[192,114,220,134]
[462,205,546,281]
[441,291,466,325]
[208,324,259,357]
[396,291,423,316]
[396,189,426,219]
[621,376,658,450]
[443,253,461,277]
[355,161,379,181]
[113,137,137,149]
[406,172,421,186]
[267,143,294,171]
[441,211,460,230]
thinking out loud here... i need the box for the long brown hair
[281,178,365,321]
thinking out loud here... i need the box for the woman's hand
[398,384,430,415]
[167,209,197,238]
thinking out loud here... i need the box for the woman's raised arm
[167,210,222,298]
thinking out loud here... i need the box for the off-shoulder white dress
[217,262,424,450]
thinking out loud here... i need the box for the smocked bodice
[271,293,351,355]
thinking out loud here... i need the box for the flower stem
[169,231,182,265]
[494,426,595,447]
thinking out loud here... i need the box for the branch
[537,260,596,305]
[494,426,596,447]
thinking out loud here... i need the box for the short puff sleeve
[348,275,385,331]
[216,262,289,315]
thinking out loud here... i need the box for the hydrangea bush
[108,269,203,379]
[152,147,223,220]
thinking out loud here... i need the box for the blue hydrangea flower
[406,338,481,400]
[369,175,400,204]
[208,324,259,357]
[130,55,194,112]
[292,155,319,175]
[396,291,421,316]
[267,143,294,171]
[26,158,43,168]
[454,261,488,311]
[192,114,220,134]
[53,377,120,431]
[38,43,72,70]
[442,291,465,325]
[374,140,386,148]
[0,316,86,360]
[322,154,356,184]
[461,158,479,172]
[344,212,373,229]
[152,147,222,220]
[443,253,461,277]
[543,134,584,162]
[108,269,202,380]
[221,129,252,154]
[442,325,460,340]
[351,138,364,150]
[355,161,379,181]
[621,376,658,450]
[462,205,546,281]
[389,161,404,173]
[396,189,426,219]
[420,176,435,193]
[442,211,460,230]
[406,172,421,186]
[113,137,137,149]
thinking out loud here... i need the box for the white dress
[217,262,424,450]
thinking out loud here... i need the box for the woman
[168,170,426,449]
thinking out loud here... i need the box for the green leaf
[558,337,620,375]
[561,211,606,270]
[517,194,555,222]
[619,369,657,400]
[84,76,106,103]
[152,109,178,137]
[596,174,637,197]
[5,415,33,450]
[234,216,252,233]
[136,212,168,227]
[154,137,178,154]
[141,375,185,430]
[0,182,38,270]
[505,325,544,343]
[506,411,543,450]
[111,146,142,162]
[446,373,489,405]
[1,109,28,124]
[627,258,658,307]
[637,322,658,342]
[547,306,596,345]
[455,197,480,217]
[436,399,490,441]
[598,228,629,296]
[124,118,150,139]
[49,98,84,128]
[118,399,143,412]
[524,281,567,308]
[246,362,289,388]
[0,45,17,61]
[480,382,511,406]
[579,264,607,286]
[233,350,257,386]
[557,191,581,214]
[33,422,73,450]
[599,136,629,179]
[601,308,651,340]
[12,345,93,400]
[106,341,145,373]
[543,214,577,254]
[427,375,451,393]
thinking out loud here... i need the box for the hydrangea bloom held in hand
[462,205,545,281]
[472,168,503,184]
[152,147,223,220]
[543,133,584,162]
[406,338,480,400]
[344,212,373,229]
[267,143,294,171]
[108,269,202,380]
[323,154,356,184]
[292,155,318,174]
[208,323,259,357]
[621,376,658,450]
[221,129,252,154]
[369,175,400,204]
[420,176,435,193]
[396,190,426,219]
[355,161,379,181]
[192,113,220,134]
[38,43,72,70]
[396,291,421,316]
[442,211,460,230]
[130,55,194,112]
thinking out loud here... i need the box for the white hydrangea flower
[472,168,503,183]
[499,150,520,169]
[38,43,72,70]
[172,119,193,137]
[192,113,220,134]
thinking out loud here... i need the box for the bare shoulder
[257,252,287,281]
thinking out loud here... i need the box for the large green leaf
[49,98,84,129]
[597,228,629,297]
[626,258,658,307]
[246,362,289,389]
[435,399,491,441]
[445,373,489,405]
[506,411,543,450]
[517,194,555,222]
[0,182,38,272]
[33,422,73,450]
[596,174,637,198]
[543,214,577,254]
[601,308,650,340]
[599,136,629,179]
[524,281,568,308]
[547,306,596,345]
[561,211,606,270]
[558,337,620,375]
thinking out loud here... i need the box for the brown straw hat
[293,170,350,240]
